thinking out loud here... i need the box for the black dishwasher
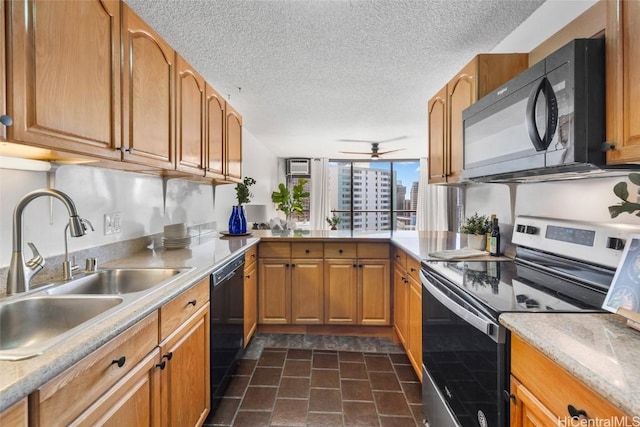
[210,253,245,412]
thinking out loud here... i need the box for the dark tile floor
[205,334,423,427]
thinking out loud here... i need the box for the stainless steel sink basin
[0,296,123,360]
[47,268,189,295]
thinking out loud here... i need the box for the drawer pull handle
[163,352,173,361]
[568,405,589,420]
[187,299,197,306]
[111,356,126,368]
[156,360,167,370]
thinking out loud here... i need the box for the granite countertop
[500,313,640,417]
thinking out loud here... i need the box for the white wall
[0,127,278,268]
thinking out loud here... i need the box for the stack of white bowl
[163,223,191,249]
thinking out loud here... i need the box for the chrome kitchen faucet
[7,189,86,295]
[63,218,94,280]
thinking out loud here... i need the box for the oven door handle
[420,271,499,341]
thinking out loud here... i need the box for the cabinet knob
[305,249,310,254]
[601,141,615,152]
[246,274,251,279]
[338,249,343,254]
[162,352,173,361]
[353,264,357,268]
[502,390,516,403]
[187,299,197,306]
[359,264,363,268]
[111,356,126,368]
[156,360,167,370]
[0,115,13,127]
[410,267,416,272]
[567,405,589,420]
[116,147,132,153]
[291,264,296,268]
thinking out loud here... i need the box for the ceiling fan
[338,136,407,159]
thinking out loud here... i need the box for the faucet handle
[25,242,45,271]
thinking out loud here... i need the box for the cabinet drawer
[324,243,356,258]
[291,242,324,258]
[357,243,390,259]
[160,277,209,341]
[406,256,421,282]
[35,311,159,426]
[244,245,258,268]
[511,334,630,420]
[393,246,407,268]
[259,242,291,258]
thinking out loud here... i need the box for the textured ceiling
[125,0,548,160]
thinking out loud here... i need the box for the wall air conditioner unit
[286,158,311,176]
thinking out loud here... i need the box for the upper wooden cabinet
[225,103,243,182]
[205,84,226,179]
[427,54,528,184]
[5,0,121,159]
[176,54,206,176]
[606,0,640,164]
[121,3,175,169]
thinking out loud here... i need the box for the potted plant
[271,178,310,228]
[460,212,489,250]
[326,212,342,230]
[229,177,256,234]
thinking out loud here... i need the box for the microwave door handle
[543,78,559,147]
[420,271,498,341]
[526,77,553,152]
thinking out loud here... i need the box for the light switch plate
[104,212,122,235]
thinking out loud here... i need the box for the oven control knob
[516,224,526,233]
[524,226,538,235]
[607,237,625,250]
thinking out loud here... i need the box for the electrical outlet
[104,212,122,235]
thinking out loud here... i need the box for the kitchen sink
[47,268,190,295]
[0,296,123,360]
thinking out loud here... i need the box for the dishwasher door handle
[420,271,499,342]
[215,266,243,286]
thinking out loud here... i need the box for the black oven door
[420,270,507,427]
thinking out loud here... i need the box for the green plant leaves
[629,173,640,186]
[613,182,629,201]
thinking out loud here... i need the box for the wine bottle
[486,214,496,252]
[489,217,500,256]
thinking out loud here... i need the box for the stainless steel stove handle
[420,271,497,341]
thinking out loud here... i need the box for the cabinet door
[324,260,358,324]
[407,277,423,380]
[606,0,640,164]
[393,264,408,345]
[291,259,324,324]
[244,261,257,346]
[0,398,27,427]
[160,304,210,427]
[358,259,390,325]
[176,54,205,175]
[447,60,476,183]
[427,86,447,184]
[259,259,291,324]
[71,350,162,427]
[6,0,121,159]
[510,376,559,427]
[225,102,242,182]
[122,4,175,169]
[205,84,226,179]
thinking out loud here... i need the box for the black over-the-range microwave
[462,38,612,182]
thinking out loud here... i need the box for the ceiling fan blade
[339,150,371,155]
[376,148,407,156]
[337,139,377,143]
[378,136,408,143]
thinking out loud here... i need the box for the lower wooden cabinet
[358,259,390,325]
[259,258,291,324]
[159,304,210,427]
[291,259,324,324]
[393,248,422,380]
[0,397,27,427]
[244,247,258,346]
[510,334,632,426]
[324,259,358,324]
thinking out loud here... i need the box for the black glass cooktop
[422,257,610,317]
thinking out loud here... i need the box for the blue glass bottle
[239,206,247,234]
[228,206,242,234]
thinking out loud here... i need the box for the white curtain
[310,158,331,230]
[417,158,449,231]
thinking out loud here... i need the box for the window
[327,160,420,231]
